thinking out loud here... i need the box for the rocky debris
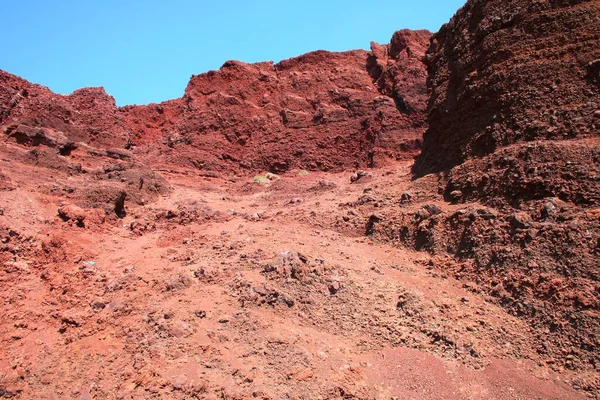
[307,180,337,192]
[154,201,226,226]
[74,184,128,218]
[57,204,106,227]
[327,280,341,295]
[365,214,382,236]
[540,197,567,220]
[400,191,413,203]
[0,171,15,191]
[57,204,86,224]
[372,200,600,374]
[449,190,462,204]
[246,284,295,308]
[193,265,219,282]
[350,170,373,183]
[422,204,442,217]
[129,218,155,235]
[163,273,193,292]
[0,387,20,398]
[263,250,309,280]
[443,141,600,207]
[396,288,426,317]
[252,172,279,186]
[77,142,134,160]
[510,212,532,230]
[286,198,303,206]
[90,300,106,311]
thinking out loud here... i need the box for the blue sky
[2,0,465,106]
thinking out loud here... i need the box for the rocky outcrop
[367,29,431,116]
[414,0,600,176]
[1,29,431,175]
[382,0,600,388]
[0,71,130,148]
[129,42,431,173]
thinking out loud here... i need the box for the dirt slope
[0,151,588,398]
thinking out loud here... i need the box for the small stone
[123,265,135,273]
[350,170,372,183]
[328,281,341,295]
[476,208,496,220]
[90,301,105,310]
[400,191,413,203]
[541,199,559,219]
[449,190,463,203]
[171,375,187,390]
[250,213,261,221]
[527,229,538,240]
[365,214,382,235]
[510,212,532,230]
[58,204,87,227]
[423,204,443,216]
[294,368,313,381]
[279,293,295,307]
[569,220,580,230]
[593,110,600,119]
[414,209,430,221]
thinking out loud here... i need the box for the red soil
[1,1,599,398]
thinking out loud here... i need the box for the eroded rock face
[1,29,431,175]
[0,71,130,148]
[367,29,431,116]
[414,0,600,176]
[384,0,600,384]
[129,43,431,173]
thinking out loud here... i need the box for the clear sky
[1,0,466,106]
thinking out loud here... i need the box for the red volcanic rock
[0,71,130,148]
[128,40,431,173]
[368,29,431,115]
[1,29,431,175]
[414,0,600,176]
[382,0,600,384]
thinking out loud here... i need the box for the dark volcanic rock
[414,0,600,176]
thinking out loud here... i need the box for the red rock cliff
[1,29,432,174]
[414,0,600,176]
